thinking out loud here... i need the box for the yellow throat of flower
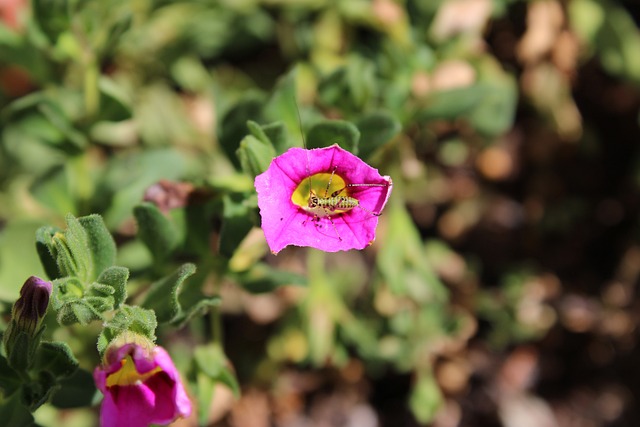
[291,172,349,209]
[106,355,163,387]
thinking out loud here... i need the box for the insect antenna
[295,99,313,200]
[295,98,344,241]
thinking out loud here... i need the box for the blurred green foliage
[0,0,638,426]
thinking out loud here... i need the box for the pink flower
[0,0,27,31]
[94,339,191,427]
[255,144,392,254]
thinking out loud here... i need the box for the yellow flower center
[291,172,350,213]
[106,355,163,387]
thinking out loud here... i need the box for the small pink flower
[255,144,392,254]
[94,339,191,427]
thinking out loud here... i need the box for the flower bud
[3,276,52,371]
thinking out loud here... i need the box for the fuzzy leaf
[409,371,443,424]
[95,266,129,308]
[356,111,401,159]
[77,215,117,280]
[194,344,240,397]
[35,226,62,280]
[306,120,360,154]
[263,68,299,149]
[237,133,275,179]
[52,273,123,326]
[55,215,92,281]
[141,263,196,324]
[194,372,216,426]
[56,299,103,326]
[133,202,181,262]
[50,369,100,409]
[467,78,517,137]
[0,355,21,396]
[246,120,272,145]
[34,341,79,380]
[0,391,36,427]
[219,193,254,258]
[234,263,306,294]
[261,121,289,154]
[23,370,57,412]
[97,305,157,355]
[220,95,265,168]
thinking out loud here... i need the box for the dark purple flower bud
[3,276,53,371]
[12,276,53,334]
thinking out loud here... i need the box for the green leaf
[55,298,103,326]
[32,0,71,45]
[51,276,84,308]
[356,111,401,159]
[22,370,57,412]
[95,266,129,309]
[246,120,271,145]
[194,344,240,397]
[233,263,306,294]
[50,369,100,409]
[194,372,217,427]
[318,56,377,112]
[377,205,448,302]
[52,273,122,326]
[219,95,265,168]
[418,78,517,137]
[97,305,157,355]
[98,76,132,121]
[133,202,182,262]
[77,215,117,281]
[0,391,36,427]
[219,193,255,258]
[35,225,62,281]
[56,215,91,282]
[263,68,299,148]
[173,265,222,328]
[101,149,188,228]
[141,264,196,324]
[261,121,289,154]
[30,166,77,217]
[4,328,34,373]
[467,78,517,137]
[306,120,360,154]
[0,354,21,396]
[236,133,275,178]
[418,85,488,121]
[34,341,79,380]
[38,99,88,151]
[569,0,640,84]
[409,371,443,424]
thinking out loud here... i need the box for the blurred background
[0,0,639,426]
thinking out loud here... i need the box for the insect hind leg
[302,211,343,242]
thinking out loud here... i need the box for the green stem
[84,60,99,118]
[210,305,223,346]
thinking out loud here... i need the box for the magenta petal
[94,343,191,427]
[150,346,192,418]
[99,383,156,427]
[255,144,392,253]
